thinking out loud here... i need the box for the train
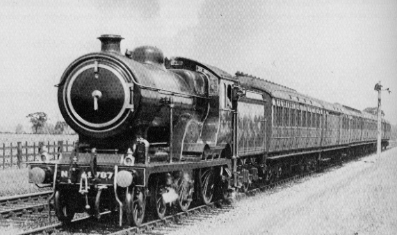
[28,35,391,226]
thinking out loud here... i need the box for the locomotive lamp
[116,170,133,187]
[29,166,53,184]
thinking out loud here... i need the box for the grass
[0,134,77,196]
[0,166,50,197]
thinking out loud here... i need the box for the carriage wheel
[240,180,250,192]
[299,159,306,173]
[126,188,146,226]
[265,167,274,185]
[275,165,283,180]
[308,158,317,172]
[200,168,215,205]
[54,190,76,224]
[177,177,192,212]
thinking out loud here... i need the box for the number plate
[59,166,114,184]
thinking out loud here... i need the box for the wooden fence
[0,140,75,169]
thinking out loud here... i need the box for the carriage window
[278,106,283,126]
[302,111,307,127]
[280,106,283,126]
[273,106,276,126]
[285,107,290,126]
[291,109,295,126]
[311,112,314,127]
[274,106,282,126]
[297,110,301,126]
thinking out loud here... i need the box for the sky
[0,0,396,132]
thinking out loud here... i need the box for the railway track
[11,148,391,235]
[0,191,52,219]
[13,173,308,235]
[105,171,320,235]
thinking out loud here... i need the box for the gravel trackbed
[169,148,397,235]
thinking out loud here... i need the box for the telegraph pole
[374,81,382,158]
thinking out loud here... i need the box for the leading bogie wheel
[54,190,76,224]
[153,181,167,219]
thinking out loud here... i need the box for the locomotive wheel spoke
[200,168,214,205]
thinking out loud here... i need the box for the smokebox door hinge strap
[126,84,134,111]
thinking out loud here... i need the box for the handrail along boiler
[28,35,391,226]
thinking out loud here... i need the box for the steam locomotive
[28,35,391,226]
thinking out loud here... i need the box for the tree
[15,123,24,134]
[55,121,68,134]
[26,112,48,134]
[43,123,55,134]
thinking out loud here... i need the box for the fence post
[10,143,13,168]
[58,141,63,160]
[33,142,36,161]
[25,141,28,163]
[2,143,5,169]
[39,142,44,156]
[17,142,22,168]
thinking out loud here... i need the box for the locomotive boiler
[29,35,233,226]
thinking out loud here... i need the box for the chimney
[98,34,123,53]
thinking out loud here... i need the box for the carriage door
[216,80,234,145]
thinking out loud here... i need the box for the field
[0,133,78,197]
[0,133,77,144]
[0,168,48,197]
